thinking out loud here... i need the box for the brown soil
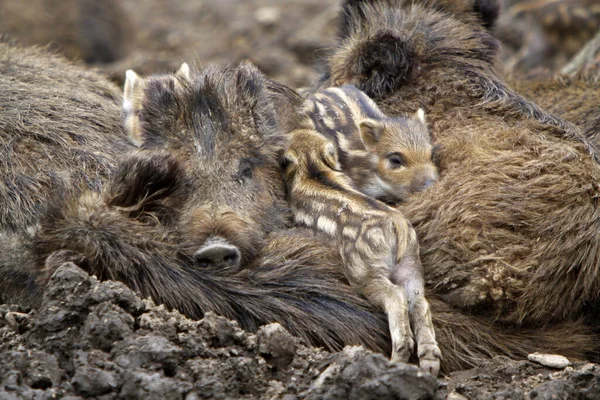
[3,263,598,399]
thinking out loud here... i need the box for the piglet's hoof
[418,343,442,377]
[390,335,414,364]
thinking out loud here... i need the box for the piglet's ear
[280,151,299,181]
[280,151,298,170]
[413,108,426,124]
[359,119,384,152]
[322,142,341,171]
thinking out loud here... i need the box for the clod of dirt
[304,346,441,400]
[528,353,570,369]
[257,323,297,371]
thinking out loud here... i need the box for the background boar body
[318,0,600,336]
[0,38,132,231]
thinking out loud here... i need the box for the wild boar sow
[318,0,600,346]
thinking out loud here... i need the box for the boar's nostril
[194,242,241,269]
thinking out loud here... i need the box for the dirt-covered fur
[282,128,441,375]
[302,85,438,202]
[0,0,133,64]
[0,38,133,231]
[315,0,600,349]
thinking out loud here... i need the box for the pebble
[527,353,570,369]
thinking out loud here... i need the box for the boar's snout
[194,238,241,269]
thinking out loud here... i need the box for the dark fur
[315,0,600,361]
[338,0,499,40]
[0,38,133,231]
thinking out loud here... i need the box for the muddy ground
[2,263,599,400]
[2,0,600,398]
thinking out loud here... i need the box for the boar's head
[121,62,301,269]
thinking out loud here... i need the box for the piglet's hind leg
[362,277,414,363]
[395,253,441,377]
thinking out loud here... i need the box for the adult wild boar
[0,37,132,231]
[315,0,600,345]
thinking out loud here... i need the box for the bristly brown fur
[315,0,600,364]
[512,73,600,148]
[0,38,133,231]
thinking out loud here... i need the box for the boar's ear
[234,61,282,137]
[322,142,341,171]
[176,62,191,81]
[413,108,426,124]
[123,69,145,146]
[473,0,500,30]
[359,119,384,151]
[123,69,139,111]
[105,151,185,208]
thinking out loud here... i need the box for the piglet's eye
[387,153,406,169]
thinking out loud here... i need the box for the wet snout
[194,238,241,269]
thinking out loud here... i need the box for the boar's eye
[241,166,253,179]
[387,153,406,169]
[236,159,255,182]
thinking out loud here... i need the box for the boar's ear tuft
[359,119,384,151]
[322,142,341,171]
[235,61,267,101]
[123,69,145,146]
[105,151,185,208]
